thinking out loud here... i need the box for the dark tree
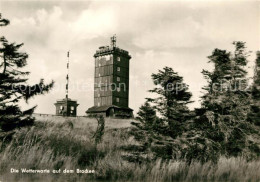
[125,102,162,162]
[0,14,54,131]
[148,67,192,139]
[197,41,258,158]
[126,67,193,161]
[248,51,260,126]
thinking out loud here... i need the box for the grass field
[0,117,260,182]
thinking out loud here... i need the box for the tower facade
[86,36,133,117]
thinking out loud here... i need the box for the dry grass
[0,118,260,182]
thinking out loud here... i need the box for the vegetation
[129,42,260,163]
[248,51,260,126]
[0,120,260,182]
[127,68,193,162]
[197,42,257,159]
[0,14,53,132]
[93,115,105,145]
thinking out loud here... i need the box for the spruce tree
[197,41,258,158]
[0,14,54,131]
[126,67,193,161]
[248,51,260,126]
[148,67,192,139]
[126,102,161,162]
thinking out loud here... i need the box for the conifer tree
[0,14,54,131]
[127,102,161,162]
[126,67,193,161]
[147,67,192,139]
[197,41,258,158]
[248,51,260,125]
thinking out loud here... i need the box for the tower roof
[94,46,131,59]
[94,36,131,58]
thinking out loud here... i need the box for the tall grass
[0,119,260,182]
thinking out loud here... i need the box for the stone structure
[54,98,79,116]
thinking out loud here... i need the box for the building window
[117,77,120,82]
[98,102,100,106]
[99,63,101,67]
[98,73,101,77]
[71,106,74,110]
[60,106,64,110]
[116,98,120,103]
[117,57,120,62]
[117,67,120,72]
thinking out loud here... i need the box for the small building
[54,98,79,117]
[54,51,79,117]
[86,36,133,118]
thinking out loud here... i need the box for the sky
[0,0,259,116]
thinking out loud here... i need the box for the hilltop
[32,113,134,129]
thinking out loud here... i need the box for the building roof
[86,105,133,113]
[54,98,79,105]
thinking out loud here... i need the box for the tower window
[116,98,120,103]
[117,77,120,82]
[117,67,120,72]
[117,57,120,62]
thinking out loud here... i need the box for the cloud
[132,16,206,49]
[1,1,259,115]
[72,6,117,40]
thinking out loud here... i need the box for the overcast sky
[0,0,259,115]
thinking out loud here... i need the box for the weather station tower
[86,35,133,118]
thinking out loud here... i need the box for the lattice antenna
[110,34,116,48]
[66,51,70,99]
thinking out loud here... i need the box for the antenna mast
[66,51,70,99]
[111,34,116,48]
